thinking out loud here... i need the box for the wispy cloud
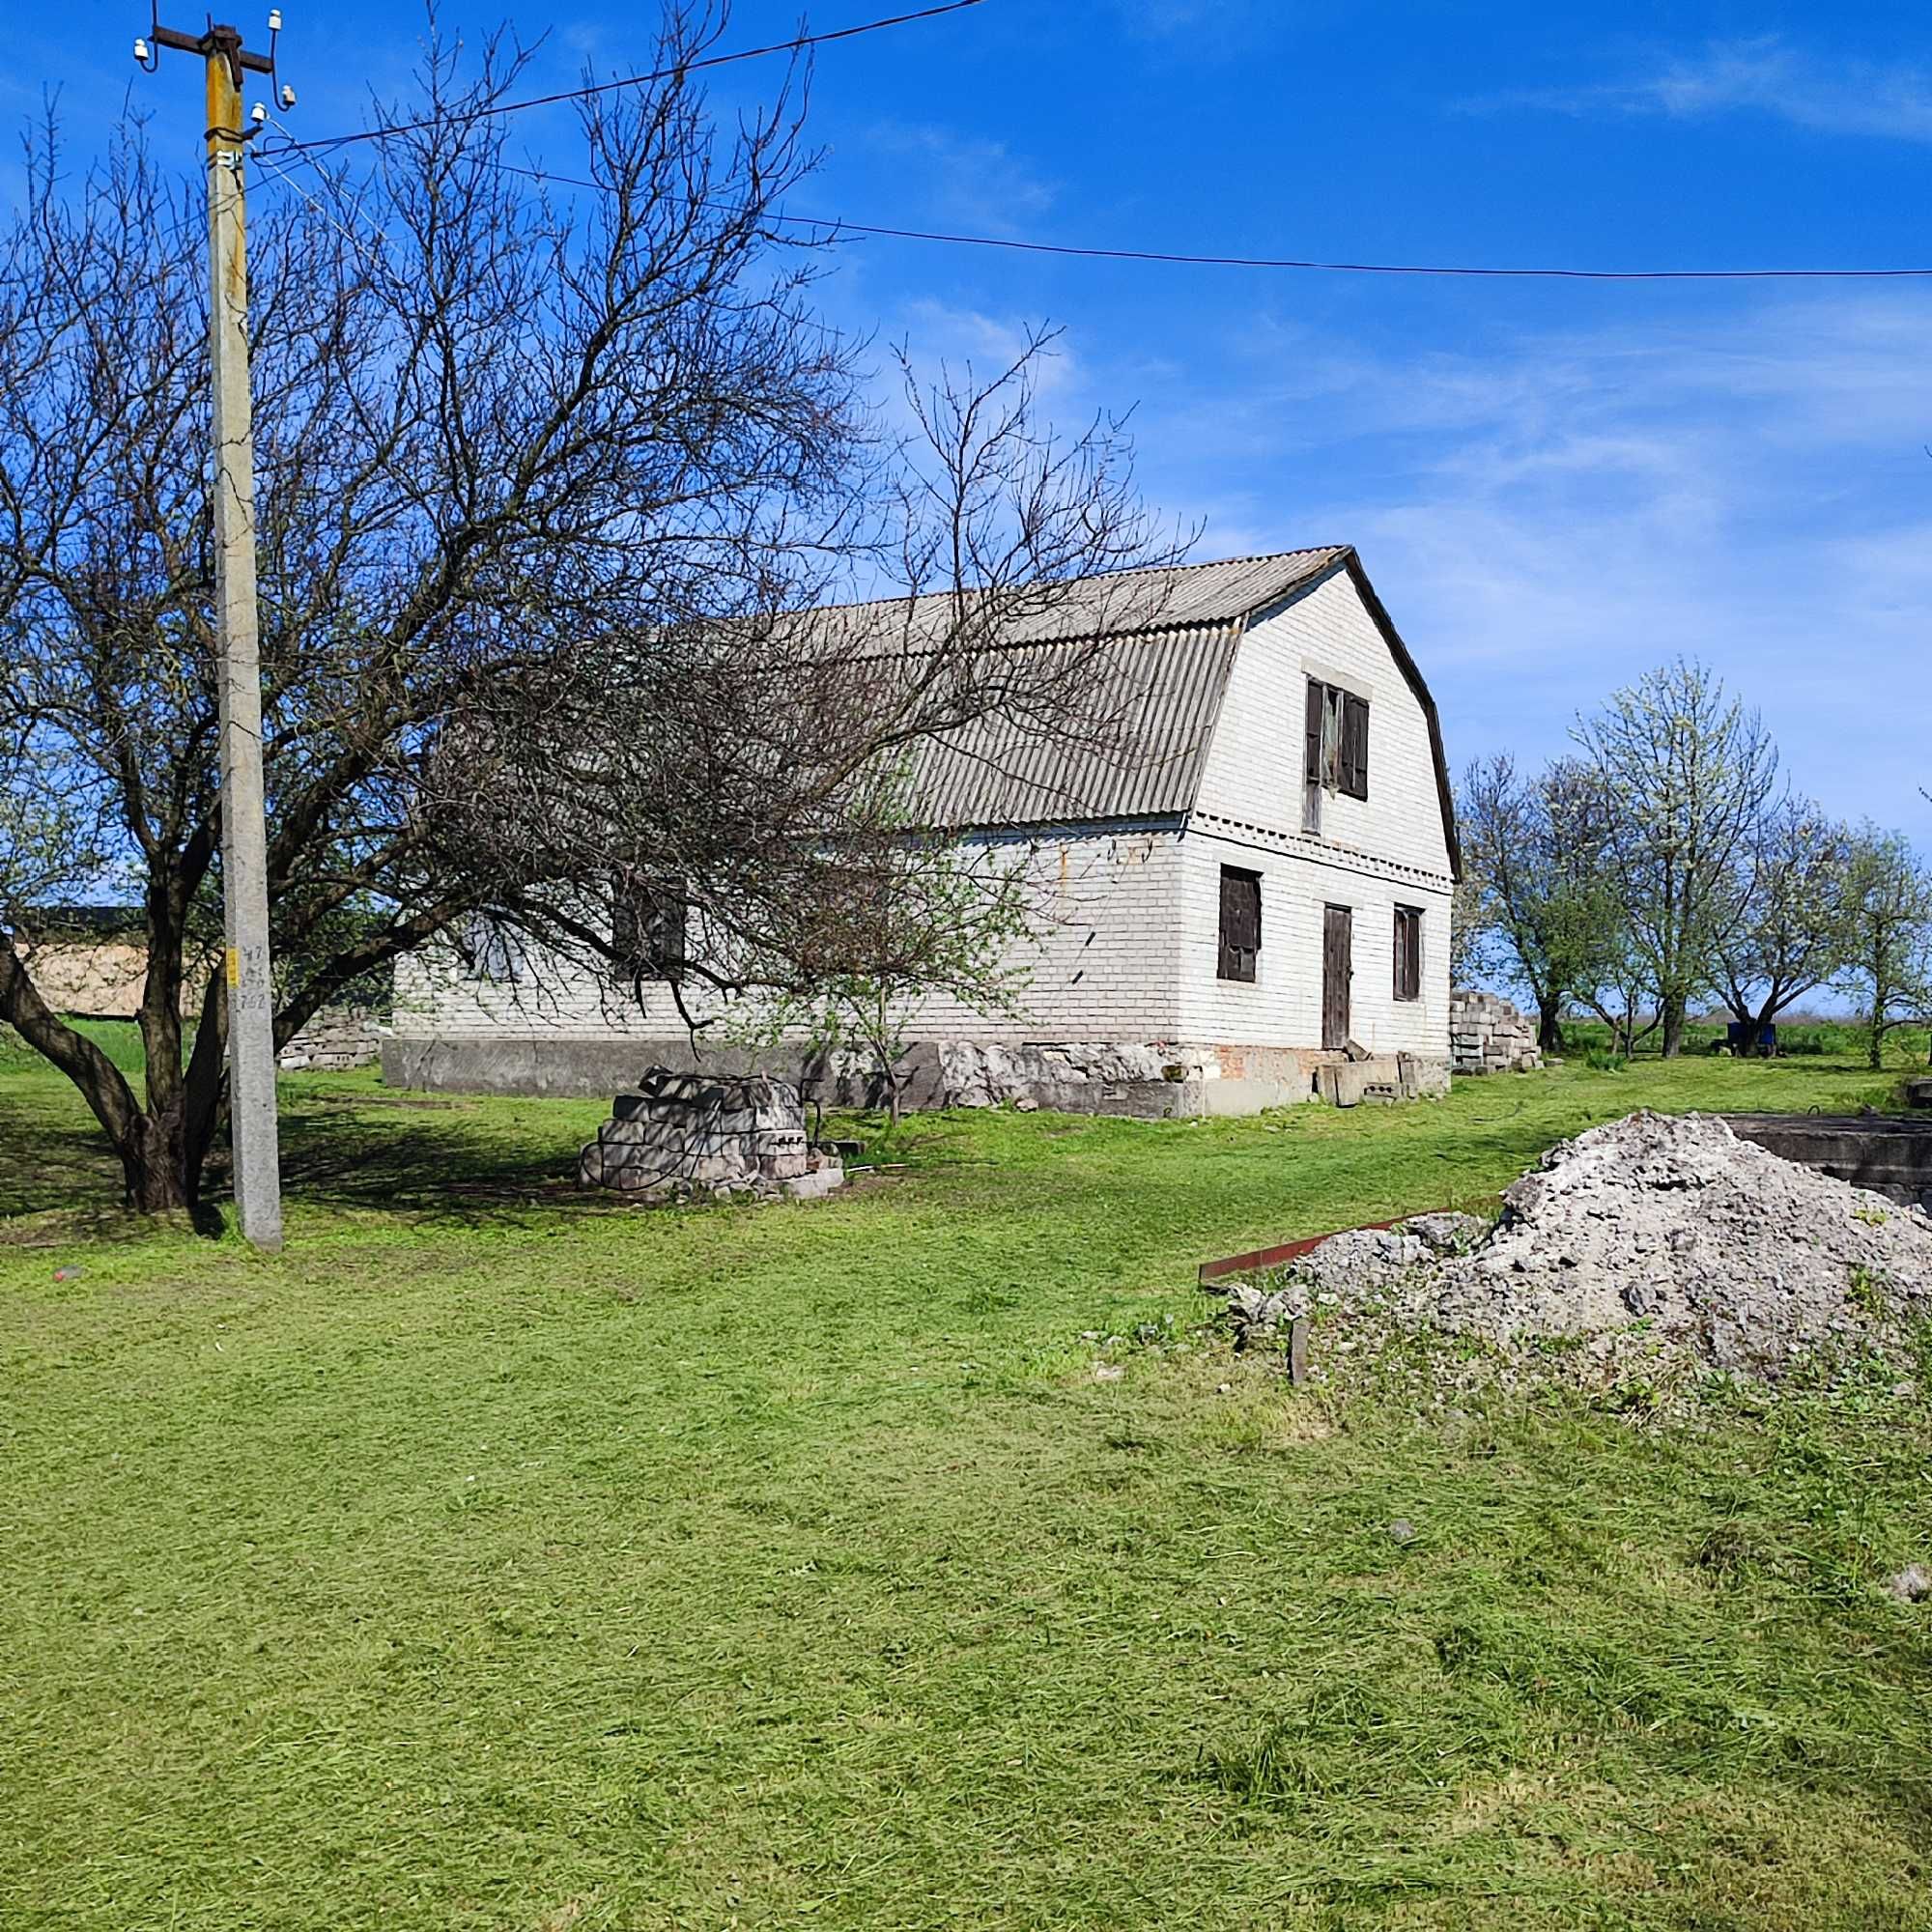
[1492,37,1932,144]
[1102,291,1932,838]
[860,122,1056,236]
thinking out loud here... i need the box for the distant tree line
[1458,660,1932,1068]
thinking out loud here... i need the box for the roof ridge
[1085,542,1350,582]
[803,543,1353,620]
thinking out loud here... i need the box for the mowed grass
[2,1032,1930,1929]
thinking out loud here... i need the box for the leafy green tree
[1833,827,1932,1070]
[1457,753,1626,1052]
[1713,796,1855,1053]
[1574,659,1778,1058]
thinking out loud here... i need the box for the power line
[256,0,986,161]
[759,214,1932,281]
[430,159,1932,282]
[245,0,1932,286]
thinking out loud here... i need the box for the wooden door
[1322,904,1353,1050]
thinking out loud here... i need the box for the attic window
[1218,867,1262,983]
[1302,679,1369,831]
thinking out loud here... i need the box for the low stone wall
[1449,990,1543,1076]
[579,1068,844,1202]
[279,1007,383,1071]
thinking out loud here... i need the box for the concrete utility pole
[134,11,297,1251]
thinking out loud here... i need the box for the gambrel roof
[856,545,1460,875]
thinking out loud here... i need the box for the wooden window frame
[1303,678,1370,830]
[1393,903,1422,1003]
[1217,866,1263,984]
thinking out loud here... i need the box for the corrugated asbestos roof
[911,619,1247,828]
[814,547,1352,831]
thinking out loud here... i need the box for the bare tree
[1457,753,1625,1052]
[1712,796,1854,1053]
[0,8,1179,1213]
[1834,827,1932,1071]
[1574,659,1778,1058]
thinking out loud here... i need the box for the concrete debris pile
[1219,1111,1932,1390]
[579,1068,844,1203]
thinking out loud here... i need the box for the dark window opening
[1218,866,1262,983]
[1393,904,1422,1003]
[611,876,688,981]
[1303,678,1370,830]
[458,915,526,984]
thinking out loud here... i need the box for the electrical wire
[455,159,1932,282]
[246,0,1932,284]
[255,0,986,161]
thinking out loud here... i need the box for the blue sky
[16,1,1932,841]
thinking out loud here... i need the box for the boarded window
[611,876,688,980]
[1218,867,1262,983]
[1393,904,1422,1002]
[1303,679,1370,825]
[1339,692,1370,800]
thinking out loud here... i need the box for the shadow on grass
[0,1069,611,1233]
[0,1109,133,1228]
[274,1094,606,1222]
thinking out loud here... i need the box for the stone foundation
[389,1034,1451,1118]
[579,1068,844,1202]
[1448,990,1543,1076]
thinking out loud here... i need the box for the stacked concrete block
[579,1067,843,1201]
[1448,990,1543,1076]
[278,1007,382,1071]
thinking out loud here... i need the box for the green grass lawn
[2,1034,1930,1930]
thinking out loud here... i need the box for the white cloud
[1108,291,1932,838]
[1496,37,1932,144]
[1109,0,1278,49]
[893,298,1083,398]
[860,122,1056,237]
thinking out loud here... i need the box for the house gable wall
[1193,565,1455,877]
[1178,564,1455,1056]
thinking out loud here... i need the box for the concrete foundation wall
[381,1031,1448,1118]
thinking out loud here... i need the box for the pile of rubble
[1218,1112,1932,1393]
[579,1068,844,1203]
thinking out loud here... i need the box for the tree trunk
[1660,995,1688,1060]
[119,1105,195,1212]
[1535,996,1563,1055]
[1732,1014,1763,1056]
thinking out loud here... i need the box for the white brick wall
[393,562,1458,1058]
[1193,564,1456,882]
[393,827,1192,1045]
[1176,826,1451,1055]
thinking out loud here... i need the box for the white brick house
[388,546,1461,1113]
